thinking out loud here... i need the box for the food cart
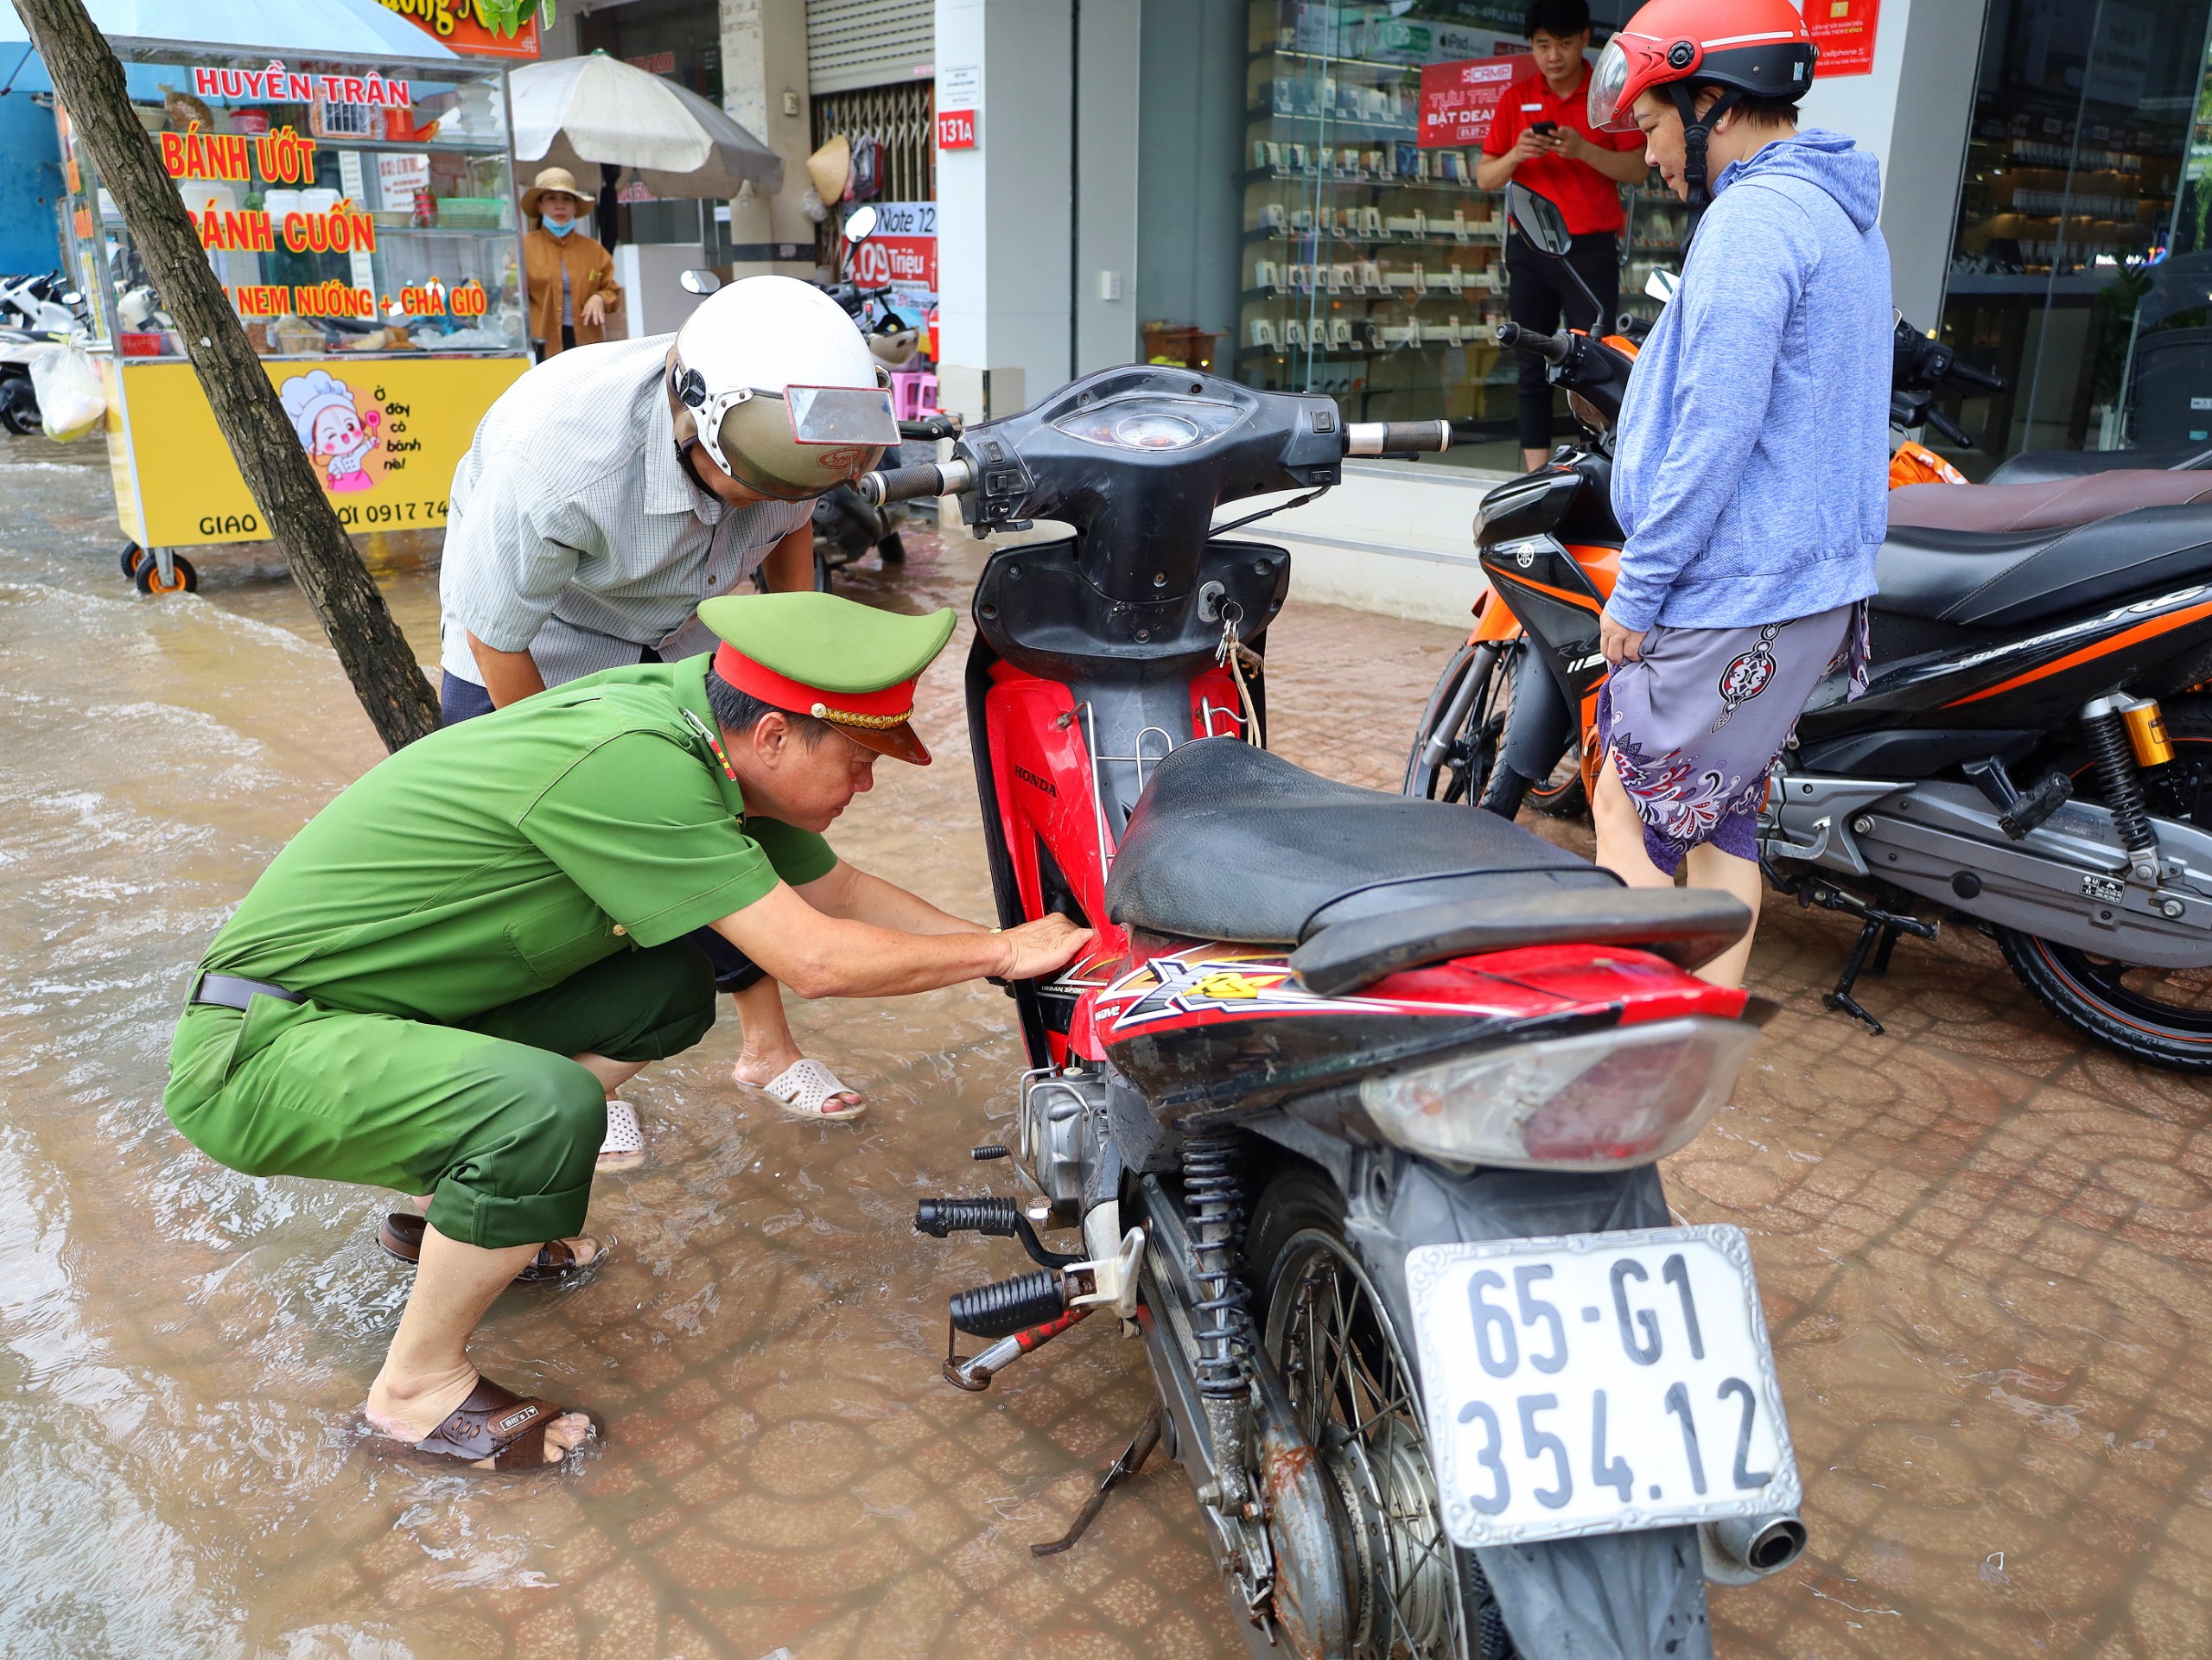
[28,1,532,593]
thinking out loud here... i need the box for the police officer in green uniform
[162,592,1091,1471]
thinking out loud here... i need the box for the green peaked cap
[695,592,957,696]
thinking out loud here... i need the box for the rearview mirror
[679,269,721,296]
[1506,182,1572,257]
[1643,268,1679,304]
[842,204,878,244]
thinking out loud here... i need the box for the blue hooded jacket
[1607,129,1891,633]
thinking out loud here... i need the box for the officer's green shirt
[194,657,835,1023]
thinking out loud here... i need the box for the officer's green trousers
[163,943,715,1249]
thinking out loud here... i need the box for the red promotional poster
[1418,57,1521,149]
[1805,0,1878,77]
[851,201,937,293]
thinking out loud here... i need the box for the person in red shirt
[1478,0,1651,470]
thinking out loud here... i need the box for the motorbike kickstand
[1824,918,1897,1035]
[1764,857,1936,1036]
[1031,1403,1163,1558]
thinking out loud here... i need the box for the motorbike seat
[1889,470,2212,535]
[1107,741,1749,989]
[1105,739,1612,947]
[1872,503,2212,629]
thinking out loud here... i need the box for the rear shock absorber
[2082,695,2162,883]
[1183,1130,1259,1512]
[1182,1130,1251,1400]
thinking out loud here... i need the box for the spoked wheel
[1406,641,1507,806]
[1406,640,1584,821]
[1999,930,2212,1070]
[1484,645,1586,821]
[1253,1172,1510,1660]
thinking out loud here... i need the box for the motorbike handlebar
[1494,321,1572,364]
[1344,419,1452,457]
[856,456,976,506]
[1922,406,1974,447]
[1943,360,2007,394]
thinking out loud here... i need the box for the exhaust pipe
[1699,1513,1808,1586]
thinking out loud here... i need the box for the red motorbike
[859,374,1801,1659]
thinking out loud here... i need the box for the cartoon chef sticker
[278,369,381,493]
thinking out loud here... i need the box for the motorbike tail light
[1357,1016,1759,1171]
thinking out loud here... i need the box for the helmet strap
[1671,81,1745,242]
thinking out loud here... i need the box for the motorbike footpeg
[917,1197,1084,1269]
[1999,771,2073,840]
[950,1269,1071,1339]
[914,1197,1020,1238]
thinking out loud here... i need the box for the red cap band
[712,640,917,720]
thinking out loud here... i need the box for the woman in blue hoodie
[1584,0,1890,988]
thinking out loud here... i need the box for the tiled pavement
[5,480,2212,1658]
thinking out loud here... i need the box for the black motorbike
[1416,187,2212,1068]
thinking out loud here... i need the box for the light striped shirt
[438,334,812,688]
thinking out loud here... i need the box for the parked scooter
[0,271,92,436]
[855,371,1805,1658]
[1409,270,2012,818]
[1420,187,2212,1069]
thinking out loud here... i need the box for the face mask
[543,215,577,238]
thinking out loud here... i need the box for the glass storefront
[1231,0,1645,467]
[1940,0,2212,468]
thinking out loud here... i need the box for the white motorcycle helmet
[669,275,900,500]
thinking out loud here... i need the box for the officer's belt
[190,972,307,1011]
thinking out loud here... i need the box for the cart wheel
[135,553,198,595]
[120,542,146,577]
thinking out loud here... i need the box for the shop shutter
[808,0,934,97]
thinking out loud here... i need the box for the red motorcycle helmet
[1590,0,1817,199]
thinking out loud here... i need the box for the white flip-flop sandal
[761,1059,868,1121]
[597,1098,646,1171]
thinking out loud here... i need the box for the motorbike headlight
[1357,1016,1758,1171]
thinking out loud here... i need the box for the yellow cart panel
[109,353,528,547]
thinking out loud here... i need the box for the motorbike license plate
[1405,1226,1800,1549]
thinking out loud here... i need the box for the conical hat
[806,134,851,205]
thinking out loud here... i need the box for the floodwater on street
[3,429,2211,1660]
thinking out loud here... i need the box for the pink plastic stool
[890,371,939,421]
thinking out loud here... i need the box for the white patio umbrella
[509,51,783,200]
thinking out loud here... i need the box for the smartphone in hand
[1531,120,1559,137]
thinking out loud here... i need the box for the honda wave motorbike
[1411,194,2212,1069]
[856,370,1805,1659]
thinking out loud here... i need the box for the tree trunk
[13,0,443,751]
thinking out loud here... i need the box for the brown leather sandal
[375,1212,605,1284]
[403,1377,586,1470]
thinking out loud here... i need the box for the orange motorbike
[1406,303,2001,819]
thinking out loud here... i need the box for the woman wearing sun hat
[521,165,622,359]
